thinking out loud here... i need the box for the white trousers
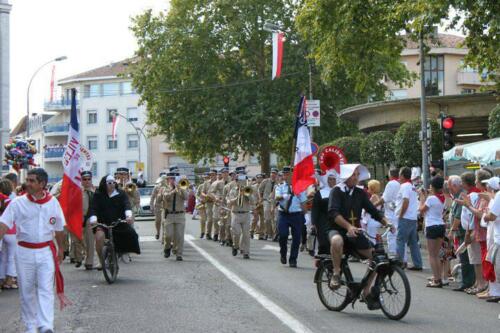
[0,234,17,278]
[386,215,407,261]
[16,245,55,333]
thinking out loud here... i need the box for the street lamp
[26,56,67,137]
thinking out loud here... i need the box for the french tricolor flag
[291,96,315,195]
[59,88,83,240]
[272,32,284,80]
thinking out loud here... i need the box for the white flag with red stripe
[292,97,315,195]
[112,113,120,140]
[59,89,83,240]
[272,32,284,80]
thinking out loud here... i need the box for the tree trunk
[260,138,271,175]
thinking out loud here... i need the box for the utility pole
[308,61,313,141]
[419,30,430,189]
[0,0,12,175]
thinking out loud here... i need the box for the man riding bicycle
[327,164,392,309]
[88,175,134,269]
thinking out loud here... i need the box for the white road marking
[139,236,158,242]
[185,234,314,333]
[262,244,280,252]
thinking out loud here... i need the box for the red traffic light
[223,156,230,165]
[442,117,455,130]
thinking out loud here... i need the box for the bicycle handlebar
[92,220,127,229]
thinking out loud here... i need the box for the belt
[279,211,303,216]
[234,211,250,214]
[168,211,185,214]
[18,241,71,310]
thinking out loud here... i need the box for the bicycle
[93,220,126,284]
[314,228,411,320]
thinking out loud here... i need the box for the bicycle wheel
[378,265,411,320]
[316,263,351,311]
[102,244,119,284]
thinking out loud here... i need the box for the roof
[403,33,465,50]
[10,116,27,136]
[59,57,138,83]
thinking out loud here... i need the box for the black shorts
[425,224,445,240]
[328,229,372,253]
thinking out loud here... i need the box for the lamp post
[111,111,149,180]
[26,56,67,137]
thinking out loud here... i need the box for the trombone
[178,178,190,190]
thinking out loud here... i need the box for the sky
[9,0,169,128]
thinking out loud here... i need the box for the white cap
[319,169,340,188]
[339,164,370,183]
[411,167,421,181]
[106,175,116,183]
[482,176,499,191]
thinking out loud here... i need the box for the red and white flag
[272,32,284,80]
[292,96,315,195]
[59,88,83,240]
[111,113,120,140]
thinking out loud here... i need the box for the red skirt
[480,241,496,282]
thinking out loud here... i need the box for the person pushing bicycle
[327,164,393,310]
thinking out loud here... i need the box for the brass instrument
[126,182,137,194]
[178,178,190,190]
[243,185,253,197]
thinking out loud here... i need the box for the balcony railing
[43,123,69,134]
[44,147,66,159]
[457,70,488,86]
[44,98,79,111]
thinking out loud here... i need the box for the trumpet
[126,182,137,194]
[178,178,190,190]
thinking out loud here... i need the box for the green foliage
[322,136,363,163]
[393,120,442,167]
[489,105,500,138]
[360,131,395,166]
[130,1,357,171]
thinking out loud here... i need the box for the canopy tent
[443,138,500,166]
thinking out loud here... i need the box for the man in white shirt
[395,167,423,270]
[0,168,66,333]
[374,168,400,255]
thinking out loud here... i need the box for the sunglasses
[106,181,115,185]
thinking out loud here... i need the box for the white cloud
[9,0,169,128]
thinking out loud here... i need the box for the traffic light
[223,156,230,167]
[441,116,455,151]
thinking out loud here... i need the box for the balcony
[44,146,66,161]
[43,123,69,136]
[457,70,486,86]
[44,98,79,112]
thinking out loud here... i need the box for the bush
[393,119,442,167]
[360,131,395,166]
[488,104,500,138]
[322,136,363,163]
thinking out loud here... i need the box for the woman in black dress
[311,172,338,255]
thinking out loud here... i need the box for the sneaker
[329,274,341,290]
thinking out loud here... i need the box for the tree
[393,120,442,167]
[130,0,354,173]
[296,0,499,102]
[360,131,395,167]
[488,105,500,138]
[322,136,363,163]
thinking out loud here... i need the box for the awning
[443,138,500,165]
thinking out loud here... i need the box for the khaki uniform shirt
[161,186,188,212]
[150,183,165,212]
[228,186,256,212]
[209,179,225,202]
[259,178,277,202]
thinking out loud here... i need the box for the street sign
[306,100,320,127]
[311,142,319,156]
[135,162,144,173]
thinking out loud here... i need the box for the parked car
[137,185,154,217]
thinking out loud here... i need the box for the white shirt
[382,179,400,219]
[423,195,445,227]
[396,182,418,220]
[490,191,500,244]
[0,194,65,243]
[460,192,479,230]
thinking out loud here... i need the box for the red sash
[18,241,72,310]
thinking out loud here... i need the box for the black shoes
[243,254,250,259]
[280,256,287,265]
[75,261,82,268]
[206,234,212,240]
[176,256,183,261]
[200,233,204,239]
[164,248,171,258]
[272,235,279,242]
[155,234,159,240]
[250,232,254,239]
[289,261,297,268]
[232,248,238,256]
[84,265,93,271]
[213,234,219,242]
[407,266,423,271]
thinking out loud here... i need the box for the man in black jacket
[328,164,391,308]
[89,175,134,269]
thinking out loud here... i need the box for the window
[423,55,444,96]
[127,134,139,149]
[107,109,117,122]
[87,110,97,124]
[461,88,476,94]
[106,162,118,175]
[102,83,119,97]
[249,154,259,165]
[85,84,100,98]
[107,135,118,150]
[389,89,408,100]
[91,162,98,176]
[87,136,98,150]
[122,82,135,95]
[127,161,136,175]
[127,107,138,122]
